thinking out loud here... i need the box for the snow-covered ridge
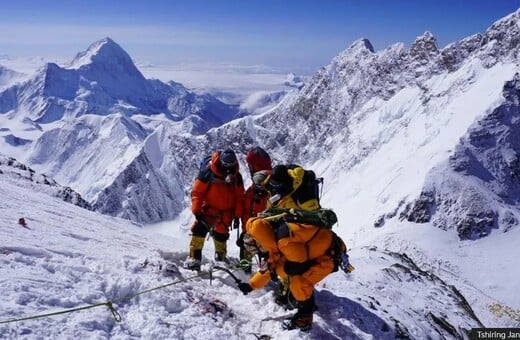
[0,155,91,209]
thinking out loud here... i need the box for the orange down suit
[191,151,244,235]
[241,185,269,231]
[245,217,335,302]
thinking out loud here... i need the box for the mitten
[238,282,253,295]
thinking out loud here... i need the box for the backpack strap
[304,226,321,261]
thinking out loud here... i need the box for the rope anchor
[105,301,122,322]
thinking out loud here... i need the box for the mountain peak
[412,31,437,46]
[410,31,439,58]
[67,37,134,70]
[348,38,375,53]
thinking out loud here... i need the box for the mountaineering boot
[281,314,313,331]
[182,258,201,271]
[281,293,315,331]
[215,252,228,263]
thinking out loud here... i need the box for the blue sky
[1,1,520,74]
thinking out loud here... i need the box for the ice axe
[210,265,242,287]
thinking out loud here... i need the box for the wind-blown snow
[0,65,25,90]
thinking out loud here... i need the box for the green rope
[0,269,214,325]
[0,302,109,324]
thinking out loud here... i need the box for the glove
[195,214,212,235]
[232,218,240,230]
[340,252,355,273]
[238,282,253,295]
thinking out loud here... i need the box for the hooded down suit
[188,149,244,262]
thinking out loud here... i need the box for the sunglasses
[267,181,285,192]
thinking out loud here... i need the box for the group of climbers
[182,146,353,331]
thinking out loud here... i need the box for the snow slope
[1,158,519,340]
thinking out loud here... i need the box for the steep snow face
[401,75,520,239]
[26,114,147,201]
[22,113,196,223]
[319,61,516,238]
[92,137,185,223]
[68,37,142,76]
[0,37,237,129]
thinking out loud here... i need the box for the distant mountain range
[2,10,520,337]
[0,37,237,131]
[1,7,519,244]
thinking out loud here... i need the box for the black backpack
[197,155,213,182]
